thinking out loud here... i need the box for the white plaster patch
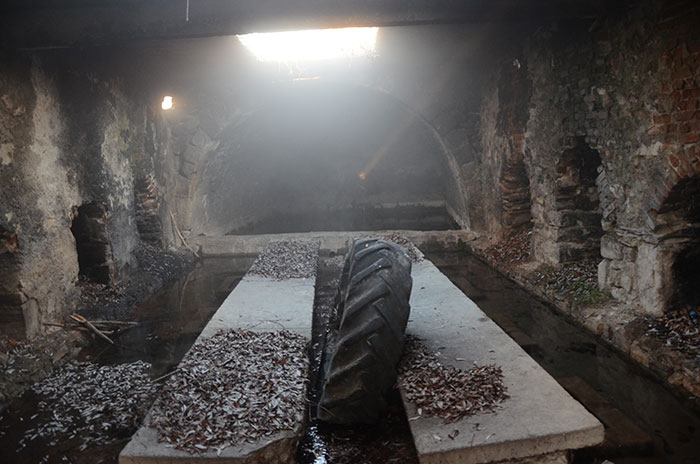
[0,142,14,165]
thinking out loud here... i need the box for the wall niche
[70,202,115,285]
[553,137,604,262]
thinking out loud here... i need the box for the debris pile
[150,329,308,454]
[399,336,508,424]
[16,361,154,451]
[483,230,532,264]
[0,334,71,411]
[248,241,318,280]
[532,260,605,304]
[645,308,700,358]
[363,232,424,263]
[77,242,191,321]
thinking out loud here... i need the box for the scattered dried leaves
[362,233,424,263]
[483,230,532,265]
[532,260,605,304]
[150,329,308,454]
[15,361,154,451]
[248,241,319,280]
[645,308,700,358]
[398,336,508,424]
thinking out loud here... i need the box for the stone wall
[470,0,700,315]
[4,0,697,338]
[0,48,172,339]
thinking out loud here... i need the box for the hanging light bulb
[161,96,173,110]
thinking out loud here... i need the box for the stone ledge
[400,260,603,464]
[119,244,318,463]
[192,230,476,257]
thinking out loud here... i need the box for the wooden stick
[70,314,114,345]
[88,320,139,327]
[43,322,89,332]
[169,210,200,259]
[43,322,71,328]
[152,368,180,383]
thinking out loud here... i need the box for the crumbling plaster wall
[471,0,700,315]
[0,49,172,339]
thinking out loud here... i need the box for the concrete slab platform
[400,259,604,464]
[120,250,318,463]
[198,275,315,340]
[192,230,475,257]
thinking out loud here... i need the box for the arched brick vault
[169,82,470,236]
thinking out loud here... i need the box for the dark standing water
[428,251,700,464]
[0,257,252,464]
[3,250,700,463]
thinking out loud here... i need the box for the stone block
[598,259,610,290]
[635,244,673,316]
[600,235,623,260]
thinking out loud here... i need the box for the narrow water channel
[2,250,699,463]
[297,255,419,464]
[428,251,700,464]
[0,257,252,464]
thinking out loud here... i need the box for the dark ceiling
[2,0,632,49]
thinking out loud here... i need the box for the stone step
[557,376,654,459]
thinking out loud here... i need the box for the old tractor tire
[317,238,413,424]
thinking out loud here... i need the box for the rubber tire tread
[317,238,412,424]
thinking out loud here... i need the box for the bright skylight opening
[237,27,378,62]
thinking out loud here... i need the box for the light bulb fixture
[161,96,173,110]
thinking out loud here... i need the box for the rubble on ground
[483,230,532,265]
[645,308,700,359]
[531,260,605,305]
